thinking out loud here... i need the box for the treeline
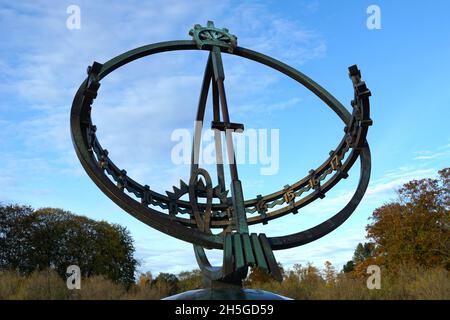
[0,168,448,299]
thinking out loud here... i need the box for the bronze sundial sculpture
[70,21,372,299]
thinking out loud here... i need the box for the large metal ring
[71,40,371,250]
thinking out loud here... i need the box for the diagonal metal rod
[212,78,226,193]
[191,53,213,176]
[211,46,239,181]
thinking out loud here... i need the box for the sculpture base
[163,288,291,300]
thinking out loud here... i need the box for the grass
[247,265,450,300]
[0,265,448,300]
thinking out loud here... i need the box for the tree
[292,263,325,296]
[246,266,274,284]
[343,242,376,273]
[246,262,285,285]
[0,205,137,286]
[366,168,449,269]
[353,243,376,264]
[323,261,336,286]
[0,204,34,270]
[138,271,153,288]
[153,272,179,295]
[342,260,355,273]
[177,269,203,291]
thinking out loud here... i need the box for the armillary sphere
[70,21,372,285]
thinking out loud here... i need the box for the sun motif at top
[189,21,237,52]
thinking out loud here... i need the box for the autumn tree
[246,266,274,284]
[138,271,153,288]
[292,263,325,297]
[177,269,203,292]
[366,168,449,269]
[323,261,336,286]
[246,262,284,285]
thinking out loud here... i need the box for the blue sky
[1,0,449,275]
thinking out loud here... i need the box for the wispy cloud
[413,148,450,161]
[366,167,436,198]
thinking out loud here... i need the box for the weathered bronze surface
[70,21,372,296]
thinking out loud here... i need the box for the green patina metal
[189,20,237,53]
[242,233,256,266]
[251,233,270,274]
[70,21,373,295]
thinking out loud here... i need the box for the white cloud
[367,167,437,199]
